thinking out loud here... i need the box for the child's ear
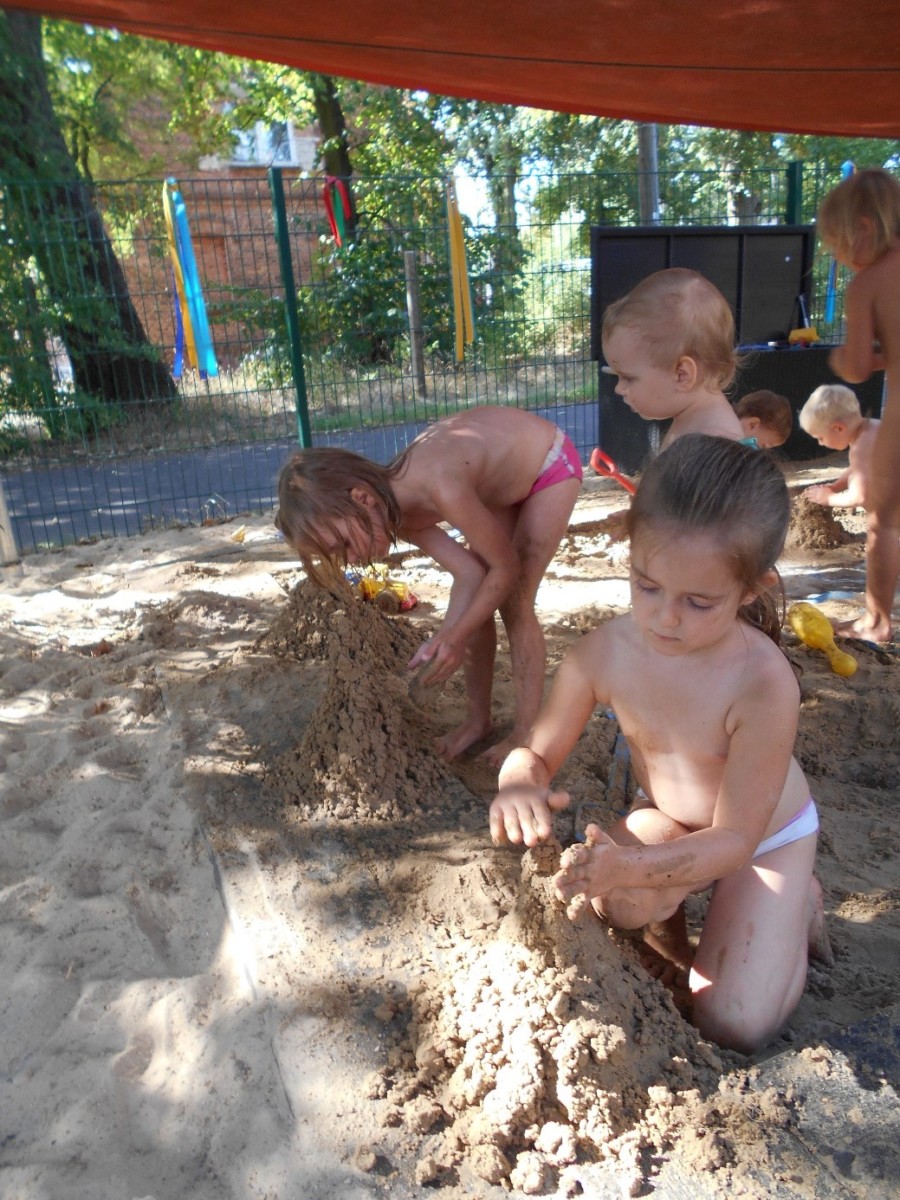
[743,416,762,434]
[741,568,779,608]
[350,485,376,508]
[674,355,698,390]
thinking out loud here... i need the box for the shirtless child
[276,406,582,764]
[800,384,880,510]
[490,436,830,1054]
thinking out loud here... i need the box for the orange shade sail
[10,0,900,137]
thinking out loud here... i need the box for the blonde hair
[733,390,793,442]
[817,168,900,262]
[798,384,862,434]
[602,268,737,390]
[275,447,405,586]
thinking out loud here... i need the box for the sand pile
[787,491,853,551]
[366,839,750,1195]
[261,580,453,820]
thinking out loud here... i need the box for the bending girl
[276,406,582,763]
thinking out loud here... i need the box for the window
[227,121,318,169]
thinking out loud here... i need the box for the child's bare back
[391,407,560,533]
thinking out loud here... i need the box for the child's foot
[642,912,695,979]
[808,877,834,966]
[434,716,494,762]
[478,731,527,769]
[637,940,693,1018]
[833,613,894,644]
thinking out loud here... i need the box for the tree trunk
[0,10,177,411]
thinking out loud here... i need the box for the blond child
[490,435,829,1054]
[799,384,880,509]
[734,389,793,449]
[601,268,745,450]
[816,167,900,642]
[275,406,582,764]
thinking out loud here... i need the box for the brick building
[115,116,326,372]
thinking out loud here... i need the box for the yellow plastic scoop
[787,602,857,677]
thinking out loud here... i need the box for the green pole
[269,167,312,448]
[786,161,803,226]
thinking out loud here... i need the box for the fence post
[268,167,313,449]
[0,475,20,568]
[404,250,427,400]
[786,161,803,225]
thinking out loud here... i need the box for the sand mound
[367,840,734,1194]
[787,492,852,551]
[262,580,452,820]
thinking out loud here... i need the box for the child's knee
[692,993,776,1055]
[596,887,681,930]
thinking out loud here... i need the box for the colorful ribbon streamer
[323,175,353,247]
[446,178,475,362]
[162,178,218,379]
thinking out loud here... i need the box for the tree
[0,9,177,428]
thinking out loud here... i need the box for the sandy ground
[1,457,898,1200]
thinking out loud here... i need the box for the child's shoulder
[566,611,627,654]
[738,624,800,692]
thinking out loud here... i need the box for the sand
[1,457,897,1199]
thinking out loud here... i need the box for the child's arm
[490,640,603,845]
[828,273,883,383]
[804,469,864,507]
[407,487,521,683]
[555,658,800,903]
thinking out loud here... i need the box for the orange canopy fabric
[12,0,900,137]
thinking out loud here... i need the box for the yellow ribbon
[446,178,474,362]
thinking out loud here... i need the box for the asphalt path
[3,402,599,554]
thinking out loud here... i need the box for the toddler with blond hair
[601,268,744,451]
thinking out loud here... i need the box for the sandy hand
[489,787,570,847]
[803,485,832,506]
[553,824,617,905]
[407,633,464,687]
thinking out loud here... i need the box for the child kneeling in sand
[489,435,829,1055]
[799,383,880,510]
[275,406,582,764]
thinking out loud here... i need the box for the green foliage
[296,174,457,366]
[41,21,238,181]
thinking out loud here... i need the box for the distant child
[799,384,880,509]
[601,268,745,450]
[734,389,793,449]
[490,435,829,1054]
[275,406,582,764]
[816,167,900,642]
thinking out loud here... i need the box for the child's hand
[553,824,619,903]
[489,787,570,847]
[407,631,465,686]
[803,484,832,505]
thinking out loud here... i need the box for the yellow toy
[787,601,857,677]
[788,326,819,345]
[354,565,417,613]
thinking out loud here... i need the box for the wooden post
[404,250,427,400]
[0,473,21,568]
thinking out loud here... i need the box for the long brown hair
[626,435,789,643]
[275,447,406,585]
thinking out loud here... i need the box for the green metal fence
[0,160,856,554]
